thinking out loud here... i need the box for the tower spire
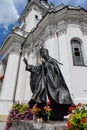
[42,0,48,3]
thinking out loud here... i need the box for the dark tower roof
[28,0,48,3]
[42,0,48,3]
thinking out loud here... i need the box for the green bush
[67,103,87,130]
[5,101,33,130]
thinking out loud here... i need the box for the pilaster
[15,52,28,101]
[0,43,21,115]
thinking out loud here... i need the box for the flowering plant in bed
[5,101,33,130]
[67,103,87,130]
[32,107,41,118]
[44,105,52,122]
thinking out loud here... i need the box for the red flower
[44,106,52,111]
[67,121,71,128]
[32,107,41,115]
[84,118,87,123]
[76,102,82,107]
[69,106,75,112]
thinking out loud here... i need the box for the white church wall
[83,34,87,66]
[24,52,37,102]
[0,52,20,100]
[0,51,20,115]
[15,50,37,102]
[66,24,87,103]
[15,55,27,101]
[44,36,59,61]
[58,33,73,95]
[24,6,42,32]
[0,62,4,76]
[0,100,13,115]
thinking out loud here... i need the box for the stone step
[11,120,67,130]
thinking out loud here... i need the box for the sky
[0,0,87,47]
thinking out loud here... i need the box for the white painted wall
[24,52,37,102]
[15,55,27,102]
[15,51,37,103]
[0,100,13,115]
[0,52,20,100]
[0,51,20,115]
[24,6,42,32]
[66,24,87,103]
[0,62,4,76]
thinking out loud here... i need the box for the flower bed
[5,102,33,130]
[5,101,52,130]
[67,103,87,130]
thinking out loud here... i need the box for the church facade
[0,0,87,121]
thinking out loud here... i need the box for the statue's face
[40,49,48,59]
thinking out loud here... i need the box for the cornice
[0,33,25,58]
[80,23,87,35]
[9,43,21,54]
[1,43,22,60]
[22,38,44,56]
[12,27,28,38]
[24,6,87,45]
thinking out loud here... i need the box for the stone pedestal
[11,120,67,130]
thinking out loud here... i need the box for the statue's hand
[23,58,28,65]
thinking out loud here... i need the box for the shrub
[67,103,87,130]
[5,101,33,130]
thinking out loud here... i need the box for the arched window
[71,40,84,66]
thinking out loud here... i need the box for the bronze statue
[23,48,74,120]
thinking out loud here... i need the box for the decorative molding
[80,23,87,36]
[22,40,42,56]
[41,23,67,40]
[9,43,22,55]
[22,44,32,55]
[56,23,67,36]
[66,17,82,24]
[13,27,28,38]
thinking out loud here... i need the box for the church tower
[19,0,49,32]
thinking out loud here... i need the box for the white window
[71,40,84,66]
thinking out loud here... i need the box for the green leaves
[5,101,33,130]
[67,103,87,130]
[13,102,28,114]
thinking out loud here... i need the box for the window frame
[71,39,84,66]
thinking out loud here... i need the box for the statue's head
[40,48,49,59]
